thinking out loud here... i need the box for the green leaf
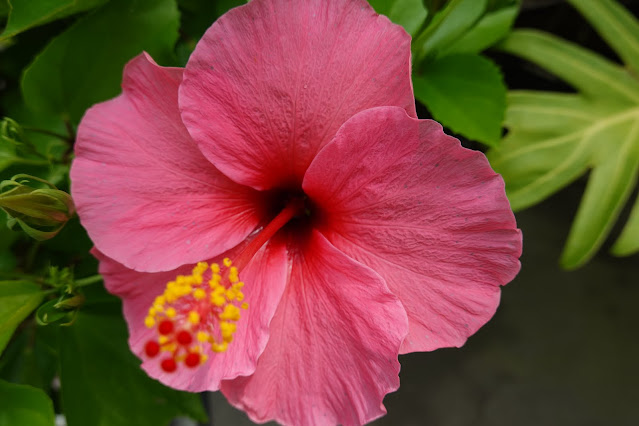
[568,0,639,74]
[0,379,55,426]
[368,0,427,35]
[0,325,58,391]
[213,0,245,16]
[21,0,179,123]
[59,303,207,426]
[422,0,446,14]
[0,139,17,173]
[0,1,9,18]
[413,53,506,146]
[178,0,245,41]
[0,0,108,40]
[443,3,518,55]
[489,28,639,267]
[0,280,44,355]
[413,0,487,61]
[560,120,639,268]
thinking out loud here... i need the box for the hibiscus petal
[221,230,408,426]
[93,238,288,392]
[71,53,266,272]
[303,107,522,353]
[179,0,416,191]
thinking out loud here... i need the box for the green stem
[74,274,103,287]
[22,126,74,143]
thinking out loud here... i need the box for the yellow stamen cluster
[144,259,249,361]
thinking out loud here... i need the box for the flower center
[142,197,305,373]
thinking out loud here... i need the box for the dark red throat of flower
[142,197,305,373]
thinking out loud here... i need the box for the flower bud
[0,174,75,240]
[0,117,24,146]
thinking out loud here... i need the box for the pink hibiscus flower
[70,0,522,424]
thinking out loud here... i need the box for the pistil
[142,197,305,373]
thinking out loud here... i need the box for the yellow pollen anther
[193,288,206,300]
[143,258,249,368]
[188,311,200,325]
[197,331,209,342]
[229,267,239,283]
[145,316,155,328]
[212,342,229,353]
[211,294,226,307]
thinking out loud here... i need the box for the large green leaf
[21,0,179,122]
[0,379,54,426]
[0,325,58,391]
[0,0,108,40]
[368,0,427,35]
[489,26,639,268]
[0,280,44,355]
[413,53,506,146]
[59,300,207,426]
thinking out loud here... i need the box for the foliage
[405,0,520,146]
[0,379,54,426]
[488,0,639,268]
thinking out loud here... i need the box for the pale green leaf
[560,117,639,268]
[489,27,639,267]
[611,194,639,255]
[413,53,506,146]
[0,379,55,426]
[0,280,44,355]
[498,30,639,104]
[0,0,108,40]
[21,0,179,122]
[568,0,639,74]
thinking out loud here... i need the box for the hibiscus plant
[0,0,635,426]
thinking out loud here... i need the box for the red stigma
[158,319,174,335]
[185,352,201,368]
[161,358,177,373]
[177,330,193,345]
[144,341,160,357]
